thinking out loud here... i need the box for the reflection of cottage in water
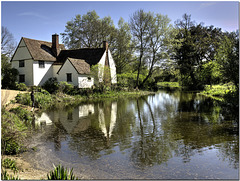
[98,102,117,139]
[35,112,53,126]
[53,104,95,134]
[35,102,117,139]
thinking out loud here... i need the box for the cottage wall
[108,50,117,84]
[78,75,94,88]
[11,39,34,86]
[33,61,53,86]
[58,59,79,86]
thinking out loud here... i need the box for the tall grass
[47,164,78,180]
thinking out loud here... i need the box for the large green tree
[129,9,152,88]
[173,14,223,90]
[113,18,134,74]
[129,9,173,89]
[61,10,116,49]
[215,30,239,91]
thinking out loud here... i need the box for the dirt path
[1,89,28,105]
[2,155,48,180]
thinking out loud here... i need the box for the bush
[42,77,59,94]
[10,106,33,126]
[2,158,18,172]
[1,109,27,155]
[16,83,28,91]
[47,164,77,180]
[58,82,74,94]
[15,91,53,109]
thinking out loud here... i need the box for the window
[19,60,25,67]
[39,61,45,68]
[67,73,72,82]
[87,77,92,82]
[19,75,25,83]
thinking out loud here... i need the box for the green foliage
[15,91,53,109]
[16,83,28,91]
[10,107,33,126]
[42,77,59,94]
[157,82,181,89]
[47,164,77,180]
[62,10,116,49]
[2,158,19,172]
[174,14,223,90]
[1,109,27,155]
[215,31,239,91]
[58,81,75,94]
[1,54,19,89]
[1,170,20,180]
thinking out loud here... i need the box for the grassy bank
[157,82,181,89]
[199,82,235,101]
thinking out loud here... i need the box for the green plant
[47,164,77,180]
[1,108,27,155]
[2,158,18,172]
[1,170,20,180]
[10,107,33,125]
[42,77,59,94]
[58,81,74,94]
[16,83,28,91]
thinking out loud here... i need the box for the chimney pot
[103,41,108,51]
[52,34,59,56]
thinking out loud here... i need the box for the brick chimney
[103,41,108,51]
[52,34,59,57]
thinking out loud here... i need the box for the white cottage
[11,34,117,88]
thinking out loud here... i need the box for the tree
[113,18,134,74]
[1,27,18,89]
[215,30,239,91]
[61,10,116,49]
[139,13,172,88]
[1,26,16,56]
[129,9,152,88]
[173,14,223,90]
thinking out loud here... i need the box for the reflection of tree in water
[130,98,176,168]
[172,91,239,166]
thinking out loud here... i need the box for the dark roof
[57,48,105,66]
[22,37,65,61]
[68,58,91,74]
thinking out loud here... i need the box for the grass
[157,82,181,89]
[47,164,77,180]
[2,158,19,172]
[200,83,235,101]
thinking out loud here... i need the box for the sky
[1,1,239,45]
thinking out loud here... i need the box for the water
[25,90,239,179]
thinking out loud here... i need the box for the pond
[24,90,239,179]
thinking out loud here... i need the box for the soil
[1,155,48,180]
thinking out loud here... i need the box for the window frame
[67,73,72,82]
[19,60,25,67]
[19,74,25,83]
[38,61,45,68]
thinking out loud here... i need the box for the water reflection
[32,90,238,179]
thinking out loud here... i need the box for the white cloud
[200,2,216,8]
[18,12,48,20]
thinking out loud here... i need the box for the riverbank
[1,89,155,180]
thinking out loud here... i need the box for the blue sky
[1,1,239,44]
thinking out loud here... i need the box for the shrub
[15,91,53,109]
[1,109,27,155]
[2,158,18,172]
[42,77,59,94]
[16,83,28,91]
[58,82,74,94]
[10,106,33,126]
[47,164,77,180]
